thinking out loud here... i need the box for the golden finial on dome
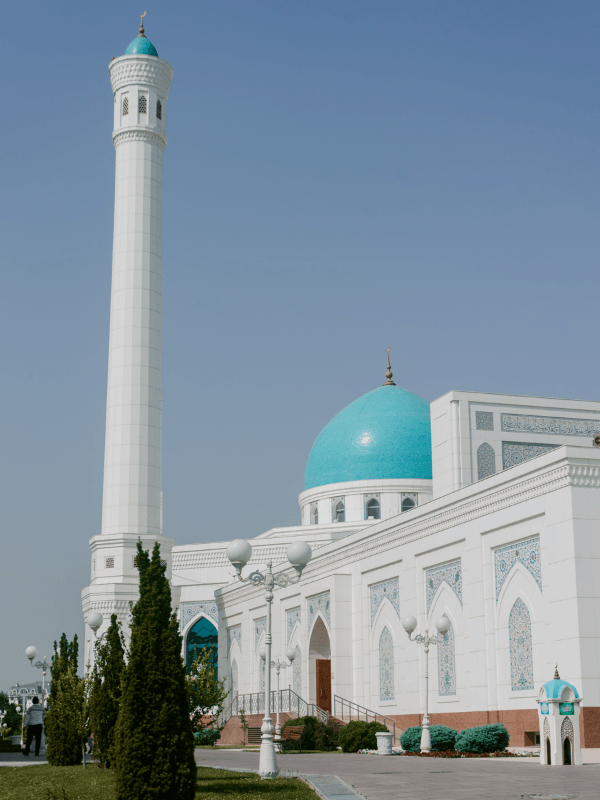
[554,664,560,680]
[383,347,396,386]
[138,10,147,38]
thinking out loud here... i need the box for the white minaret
[82,18,175,664]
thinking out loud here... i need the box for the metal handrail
[333,695,399,743]
[217,688,329,729]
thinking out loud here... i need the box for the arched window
[186,616,218,673]
[366,498,380,520]
[310,503,318,525]
[293,645,301,695]
[156,99,162,120]
[139,95,147,114]
[334,500,345,522]
[401,496,416,512]
[379,627,394,701]
[477,442,496,481]
[231,660,238,698]
[509,598,534,690]
[122,96,129,116]
[437,619,456,695]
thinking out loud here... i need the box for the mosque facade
[82,24,600,750]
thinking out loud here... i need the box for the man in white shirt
[23,697,45,756]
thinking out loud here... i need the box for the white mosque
[82,21,600,752]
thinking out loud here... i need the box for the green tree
[186,647,229,737]
[115,542,196,800]
[46,634,86,766]
[88,614,126,767]
[0,693,21,736]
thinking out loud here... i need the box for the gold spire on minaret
[554,664,560,680]
[138,11,147,38]
[383,347,396,386]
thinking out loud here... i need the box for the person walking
[23,696,45,757]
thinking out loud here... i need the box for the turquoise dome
[125,36,158,57]
[304,385,432,490]
[542,678,579,699]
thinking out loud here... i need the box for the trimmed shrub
[400,725,457,753]
[300,716,319,750]
[194,728,220,746]
[338,720,389,753]
[283,716,317,727]
[455,724,509,754]
[314,719,342,751]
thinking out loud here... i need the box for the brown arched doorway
[546,738,551,765]
[309,616,331,712]
[563,737,572,765]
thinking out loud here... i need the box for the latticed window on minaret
[122,96,128,115]
[156,99,162,119]
[139,94,147,114]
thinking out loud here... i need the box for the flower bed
[357,748,532,757]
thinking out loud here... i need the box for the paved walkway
[0,752,48,767]
[196,749,600,800]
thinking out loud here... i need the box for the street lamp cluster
[226,538,312,778]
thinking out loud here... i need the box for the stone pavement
[0,752,48,767]
[196,749,600,800]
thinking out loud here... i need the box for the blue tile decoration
[231,659,238,697]
[286,607,301,645]
[502,441,558,469]
[494,537,541,601]
[293,645,301,695]
[227,624,241,656]
[476,411,494,431]
[304,385,432,490]
[255,617,266,650]
[181,601,218,631]
[509,598,534,691]
[477,442,496,480]
[259,655,265,692]
[426,560,462,612]
[437,620,456,696]
[370,578,400,627]
[124,36,159,56]
[307,591,330,633]
[501,413,600,437]
[379,627,395,701]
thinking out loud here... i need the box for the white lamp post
[402,614,451,753]
[87,611,104,637]
[25,647,51,700]
[259,646,296,749]
[227,539,312,778]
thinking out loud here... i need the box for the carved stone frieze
[109,58,173,96]
[113,129,167,150]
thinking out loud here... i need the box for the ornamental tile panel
[561,716,574,744]
[379,627,395,701]
[181,601,218,631]
[476,411,494,431]
[286,607,301,645]
[501,413,600,437]
[254,617,266,650]
[438,621,456,696]
[509,598,534,691]
[307,591,330,632]
[231,659,238,697]
[227,624,242,656]
[502,441,558,469]
[293,645,302,695]
[369,578,400,627]
[477,442,496,480]
[426,560,462,612]
[494,536,541,600]
[259,655,265,692]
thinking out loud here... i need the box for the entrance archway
[563,736,572,765]
[309,616,331,711]
[546,738,551,765]
[186,616,218,673]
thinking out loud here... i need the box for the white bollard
[376,731,393,755]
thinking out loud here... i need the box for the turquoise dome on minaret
[304,356,432,490]
[125,14,158,57]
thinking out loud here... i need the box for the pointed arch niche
[309,615,331,711]
[379,627,395,701]
[185,615,218,674]
[428,584,462,701]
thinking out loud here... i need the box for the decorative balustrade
[217,688,329,728]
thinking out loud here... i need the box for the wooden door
[316,659,331,712]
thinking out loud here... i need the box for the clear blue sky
[1,1,599,688]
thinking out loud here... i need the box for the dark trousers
[24,724,43,756]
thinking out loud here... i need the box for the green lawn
[0,765,319,800]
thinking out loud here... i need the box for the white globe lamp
[286,647,296,662]
[88,611,103,636]
[25,646,38,663]
[436,615,451,634]
[227,539,253,577]
[259,645,267,662]
[286,541,312,576]
[402,616,417,634]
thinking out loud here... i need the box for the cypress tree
[46,633,85,766]
[89,614,125,767]
[115,542,196,800]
